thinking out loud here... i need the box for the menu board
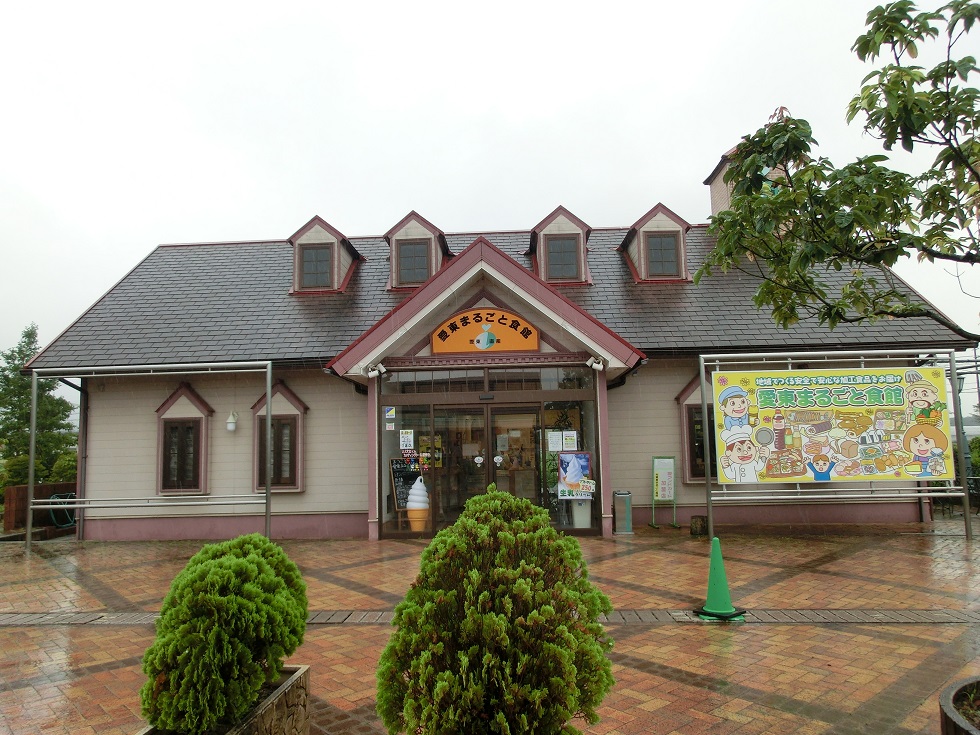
[389,458,420,509]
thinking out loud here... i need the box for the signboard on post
[651,456,679,529]
[653,457,675,500]
[711,367,953,483]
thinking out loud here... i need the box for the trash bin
[570,499,593,528]
[690,515,708,536]
[613,491,633,535]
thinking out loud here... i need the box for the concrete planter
[137,664,310,735]
[941,677,980,735]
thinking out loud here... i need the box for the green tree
[696,1,980,341]
[377,490,613,735]
[0,324,75,474]
[47,451,78,483]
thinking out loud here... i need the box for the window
[162,419,201,490]
[300,243,333,289]
[257,416,298,487]
[251,381,307,492]
[545,236,580,280]
[397,239,430,285]
[645,233,680,277]
[156,382,212,494]
[686,404,717,480]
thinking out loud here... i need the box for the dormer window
[528,206,591,285]
[289,216,361,294]
[396,239,430,285]
[385,211,453,289]
[300,243,334,289]
[645,232,680,277]
[620,203,691,283]
[545,235,581,280]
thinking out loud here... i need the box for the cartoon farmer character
[806,453,837,482]
[718,386,751,429]
[720,426,770,483]
[905,379,946,427]
[901,423,949,477]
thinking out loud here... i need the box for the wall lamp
[586,357,604,372]
[366,363,388,379]
[226,411,239,432]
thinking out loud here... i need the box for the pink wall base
[634,501,924,529]
[81,513,369,541]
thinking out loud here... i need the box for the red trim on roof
[527,205,592,257]
[327,236,644,376]
[619,203,692,252]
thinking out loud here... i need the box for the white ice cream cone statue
[406,477,429,531]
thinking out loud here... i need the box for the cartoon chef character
[718,385,751,429]
[720,425,770,483]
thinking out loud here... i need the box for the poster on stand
[711,367,953,483]
[557,452,593,499]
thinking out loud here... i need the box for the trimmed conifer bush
[140,533,307,734]
[377,489,614,735]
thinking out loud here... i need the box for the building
[25,161,974,540]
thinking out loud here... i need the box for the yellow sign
[431,309,540,354]
[711,367,952,483]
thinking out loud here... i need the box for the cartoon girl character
[901,423,948,477]
[718,386,751,429]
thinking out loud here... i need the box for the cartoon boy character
[718,386,751,429]
[720,426,770,482]
[905,380,946,426]
[806,453,837,482]
[901,423,949,477]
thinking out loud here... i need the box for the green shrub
[377,490,614,735]
[2,455,45,486]
[140,534,307,734]
[47,451,77,483]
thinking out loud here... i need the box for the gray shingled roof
[28,225,971,371]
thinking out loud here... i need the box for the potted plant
[138,533,308,735]
[941,677,980,734]
[377,487,614,734]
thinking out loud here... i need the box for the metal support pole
[265,362,273,538]
[699,355,715,539]
[26,372,38,553]
[949,354,973,540]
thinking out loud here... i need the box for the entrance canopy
[327,237,645,381]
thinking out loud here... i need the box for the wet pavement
[1,516,978,734]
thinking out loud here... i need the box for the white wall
[83,370,367,519]
[606,359,701,506]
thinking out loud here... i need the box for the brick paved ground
[0,516,978,734]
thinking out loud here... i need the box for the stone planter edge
[941,676,980,735]
[136,664,310,735]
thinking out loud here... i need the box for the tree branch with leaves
[696,0,980,342]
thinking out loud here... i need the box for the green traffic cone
[694,537,745,621]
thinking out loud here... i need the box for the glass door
[434,407,488,525]
[489,407,541,504]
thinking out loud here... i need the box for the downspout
[76,379,89,539]
[26,372,38,553]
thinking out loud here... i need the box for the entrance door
[489,407,540,503]
[433,405,541,525]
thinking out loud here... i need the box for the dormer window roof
[384,211,453,289]
[289,216,362,294]
[619,203,691,282]
[526,206,591,284]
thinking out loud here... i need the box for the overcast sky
[2,1,978,400]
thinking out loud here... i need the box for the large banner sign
[711,367,953,483]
